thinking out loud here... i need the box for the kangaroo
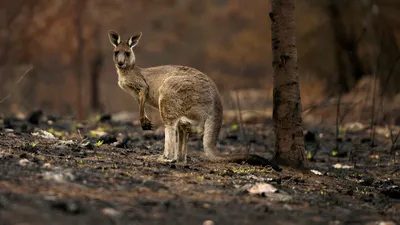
[108,30,281,171]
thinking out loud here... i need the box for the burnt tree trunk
[327,1,365,93]
[74,0,85,120]
[269,0,306,168]
[90,53,103,113]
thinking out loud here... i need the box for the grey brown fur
[108,30,281,171]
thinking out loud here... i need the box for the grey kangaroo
[108,30,281,171]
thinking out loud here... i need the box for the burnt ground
[0,113,399,225]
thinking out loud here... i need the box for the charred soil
[0,115,399,225]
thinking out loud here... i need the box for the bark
[270,0,306,168]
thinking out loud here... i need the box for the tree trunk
[74,0,85,120]
[90,53,103,113]
[327,1,364,93]
[269,0,306,168]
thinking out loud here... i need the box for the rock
[310,170,323,176]
[19,158,31,166]
[80,140,94,150]
[332,163,354,169]
[203,220,215,225]
[4,129,14,133]
[99,114,112,122]
[304,130,317,142]
[113,137,130,148]
[102,207,121,217]
[376,221,396,225]
[359,177,374,186]
[99,135,117,144]
[27,109,43,125]
[54,140,77,150]
[247,183,278,195]
[381,185,400,199]
[41,169,75,183]
[50,200,83,214]
[31,130,56,139]
[42,162,52,169]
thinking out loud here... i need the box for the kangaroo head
[108,30,142,69]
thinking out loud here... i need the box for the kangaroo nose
[118,62,124,66]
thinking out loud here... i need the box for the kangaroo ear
[128,32,142,49]
[108,30,121,47]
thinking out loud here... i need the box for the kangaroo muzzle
[116,54,126,68]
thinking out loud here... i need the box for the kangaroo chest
[117,76,159,109]
[118,79,140,99]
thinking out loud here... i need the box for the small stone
[42,170,75,183]
[381,185,400,199]
[203,220,215,225]
[99,114,112,122]
[31,130,55,139]
[27,109,43,125]
[42,162,52,168]
[51,200,82,214]
[247,183,278,195]
[4,129,14,133]
[99,135,117,144]
[19,158,31,166]
[102,207,121,217]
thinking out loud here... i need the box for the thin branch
[0,64,34,104]
[335,91,342,155]
[0,94,12,104]
[370,34,384,150]
[389,126,400,164]
[235,90,250,154]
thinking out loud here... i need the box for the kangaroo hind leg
[177,121,190,163]
[160,124,178,162]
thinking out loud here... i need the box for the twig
[375,57,400,142]
[369,34,384,152]
[389,126,400,163]
[335,91,342,158]
[0,93,12,104]
[339,99,364,124]
[0,64,33,104]
[235,90,250,154]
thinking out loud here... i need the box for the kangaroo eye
[125,51,131,57]
[114,51,119,57]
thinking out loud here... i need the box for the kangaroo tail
[202,100,281,172]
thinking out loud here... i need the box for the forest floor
[0,111,399,225]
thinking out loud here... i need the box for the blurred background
[0,0,399,126]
